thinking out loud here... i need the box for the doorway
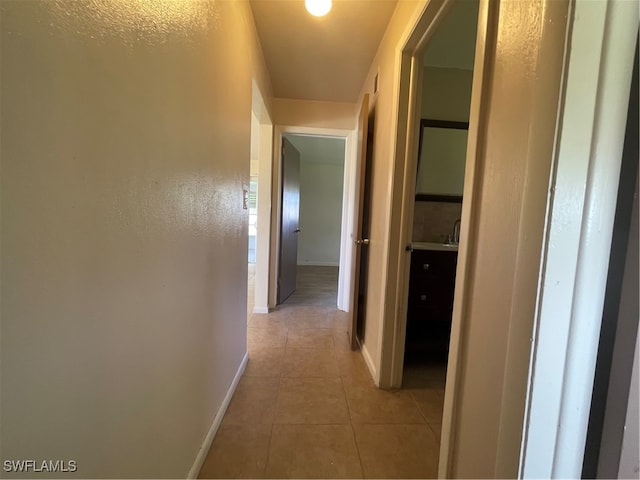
[249,81,273,315]
[269,127,356,311]
[401,0,479,385]
[382,0,488,475]
[277,134,347,307]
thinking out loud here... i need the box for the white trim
[521,0,638,477]
[440,0,493,475]
[187,352,248,479]
[252,306,270,314]
[251,80,273,314]
[377,0,450,389]
[360,343,379,387]
[338,131,357,312]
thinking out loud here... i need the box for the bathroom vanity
[405,242,458,359]
[406,117,467,360]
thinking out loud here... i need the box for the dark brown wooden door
[349,94,371,349]
[278,137,301,304]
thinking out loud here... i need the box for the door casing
[250,80,273,314]
[380,0,636,477]
[269,126,357,310]
[381,1,491,474]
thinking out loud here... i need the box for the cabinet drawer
[407,286,454,310]
[409,250,457,281]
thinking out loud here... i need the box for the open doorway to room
[371,0,483,470]
[402,0,479,383]
[248,82,273,315]
[268,126,356,313]
[247,111,260,314]
[278,134,347,307]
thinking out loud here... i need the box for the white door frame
[382,0,474,389]
[269,125,357,311]
[251,80,273,314]
[381,0,637,477]
[520,1,638,477]
[379,0,492,474]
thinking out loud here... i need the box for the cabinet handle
[420,294,427,301]
[423,263,430,270]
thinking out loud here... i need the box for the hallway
[198,267,444,478]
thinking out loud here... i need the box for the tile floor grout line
[341,375,367,480]
[261,348,284,479]
[408,388,432,425]
[262,419,276,478]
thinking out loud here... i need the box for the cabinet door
[409,250,457,281]
[405,250,458,359]
[408,250,457,318]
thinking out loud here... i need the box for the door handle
[355,238,370,245]
[294,228,301,233]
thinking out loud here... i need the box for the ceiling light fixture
[305,0,331,17]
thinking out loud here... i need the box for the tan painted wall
[354,0,428,381]
[1,1,272,477]
[449,0,570,476]
[272,98,356,130]
[421,66,473,121]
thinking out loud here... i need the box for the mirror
[416,119,468,201]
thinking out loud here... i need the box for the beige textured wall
[354,0,427,380]
[1,1,271,477]
[298,161,345,265]
[421,66,473,121]
[272,98,356,130]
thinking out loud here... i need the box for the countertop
[411,241,459,252]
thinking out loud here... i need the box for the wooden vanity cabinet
[405,249,458,359]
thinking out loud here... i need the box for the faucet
[452,218,461,244]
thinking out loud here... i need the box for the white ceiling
[250,0,397,103]
[285,134,346,165]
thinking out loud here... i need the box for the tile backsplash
[412,201,463,243]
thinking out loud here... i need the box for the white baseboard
[187,352,248,479]
[252,306,269,314]
[360,343,378,387]
[296,261,340,267]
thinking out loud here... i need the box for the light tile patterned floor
[198,266,445,479]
